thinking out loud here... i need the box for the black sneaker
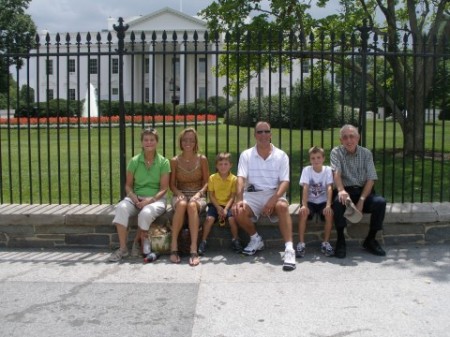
[363,238,386,256]
[334,238,347,259]
[198,240,207,255]
[231,239,243,253]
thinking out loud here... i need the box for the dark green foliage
[333,106,360,126]
[99,101,172,116]
[291,77,336,130]
[207,96,234,117]
[15,99,78,118]
[438,109,450,121]
[224,95,291,127]
[176,101,212,115]
[225,78,337,130]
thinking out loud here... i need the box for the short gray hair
[339,124,359,138]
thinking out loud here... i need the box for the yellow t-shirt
[207,172,237,205]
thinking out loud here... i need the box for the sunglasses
[256,130,271,134]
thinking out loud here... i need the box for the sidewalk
[1,244,449,337]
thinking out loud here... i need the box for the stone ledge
[1,202,450,249]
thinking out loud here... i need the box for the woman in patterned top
[169,127,209,266]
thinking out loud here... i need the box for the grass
[1,119,450,204]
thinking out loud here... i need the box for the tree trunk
[400,96,425,155]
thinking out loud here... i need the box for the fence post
[357,19,371,146]
[114,18,129,199]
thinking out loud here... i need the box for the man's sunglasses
[256,130,271,134]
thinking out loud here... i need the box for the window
[47,89,54,100]
[255,87,264,98]
[68,89,76,100]
[301,60,309,74]
[199,87,206,100]
[68,59,75,73]
[145,87,149,103]
[46,60,53,75]
[280,87,287,96]
[145,58,149,74]
[112,88,118,96]
[89,59,98,74]
[199,58,206,73]
[112,58,118,74]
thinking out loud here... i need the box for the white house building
[32,7,308,106]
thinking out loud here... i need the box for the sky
[26,0,339,34]
[27,0,214,33]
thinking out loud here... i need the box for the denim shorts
[206,203,233,221]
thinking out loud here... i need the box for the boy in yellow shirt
[198,153,242,254]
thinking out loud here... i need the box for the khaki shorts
[243,189,288,223]
[112,197,167,230]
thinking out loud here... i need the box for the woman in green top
[108,128,171,263]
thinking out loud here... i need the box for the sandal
[189,252,200,267]
[170,251,180,264]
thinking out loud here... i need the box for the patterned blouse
[174,155,204,198]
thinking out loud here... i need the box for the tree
[199,0,450,153]
[0,0,36,94]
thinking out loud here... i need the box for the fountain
[82,83,99,117]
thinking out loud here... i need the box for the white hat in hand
[344,198,363,223]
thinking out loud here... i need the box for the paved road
[1,244,449,337]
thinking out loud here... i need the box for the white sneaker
[242,235,264,255]
[283,248,296,271]
[108,248,129,262]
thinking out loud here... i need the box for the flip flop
[170,251,180,264]
[189,252,200,267]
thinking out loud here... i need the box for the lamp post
[114,18,129,199]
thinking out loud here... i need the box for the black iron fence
[0,19,449,204]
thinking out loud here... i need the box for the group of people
[108,121,387,271]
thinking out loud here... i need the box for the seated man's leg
[362,193,386,256]
[234,203,257,235]
[236,193,264,256]
[332,191,347,258]
[274,199,296,271]
[274,199,293,243]
[362,194,386,232]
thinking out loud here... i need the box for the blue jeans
[332,186,386,231]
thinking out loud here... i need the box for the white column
[179,43,186,105]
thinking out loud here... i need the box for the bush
[99,101,172,116]
[207,96,234,118]
[225,95,291,128]
[15,100,78,118]
[291,78,336,130]
[332,105,360,126]
[438,109,450,121]
[176,101,213,115]
[225,78,338,130]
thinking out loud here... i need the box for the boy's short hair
[308,146,325,157]
[215,152,232,164]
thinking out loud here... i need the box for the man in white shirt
[232,121,296,271]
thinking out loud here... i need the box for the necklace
[181,155,194,163]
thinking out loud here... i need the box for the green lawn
[1,119,450,204]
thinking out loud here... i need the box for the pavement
[0,243,449,337]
